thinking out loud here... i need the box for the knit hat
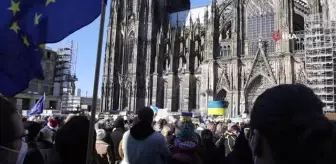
[48,118,58,129]
[95,129,106,140]
[177,121,195,139]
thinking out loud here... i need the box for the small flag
[207,101,226,115]
[150,105,159,113]
[180,112,192,121]
[28,94,45,116]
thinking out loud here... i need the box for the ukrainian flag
[180,112,192,121]
[208,101,226,115]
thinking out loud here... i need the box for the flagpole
[85,0,107,163]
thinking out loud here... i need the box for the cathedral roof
[167,0,191,13]
[169,6,211,27]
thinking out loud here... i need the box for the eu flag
[28,94,45,116]
[0,0,102,96]
[0,0,102,43]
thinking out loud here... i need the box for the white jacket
[120,130,171,164]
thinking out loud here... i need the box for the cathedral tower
[101,0,191,112]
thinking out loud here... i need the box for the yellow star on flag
[22,36,30,47]
[46,0,56,6]
[34,13,43,25]
[8,0,20,16]
[10,21,20,33]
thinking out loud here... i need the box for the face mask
[0,141,28,164]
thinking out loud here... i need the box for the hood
[130,121,154,140]
[114,117,125,128]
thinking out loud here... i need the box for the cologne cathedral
[101,0,336,117]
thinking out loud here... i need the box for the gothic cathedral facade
[101,0,327,117]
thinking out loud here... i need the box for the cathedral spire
[212,0,217,13]
[189,13,193,27]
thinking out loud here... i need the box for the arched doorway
[245,75,273,112]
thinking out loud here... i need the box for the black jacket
[109,128,125,161]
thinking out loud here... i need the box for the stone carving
[102,1,307,115]
[178,55,187,71]
[226,30,230,39]
[118,73,122,85]
[164,42,171,72]
[246,38,276,86]
[245,75,273,111]
[217,65,231,91]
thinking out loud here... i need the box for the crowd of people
[1,84,336,164]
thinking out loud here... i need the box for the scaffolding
[55,41,79,111]
[305,14,336,112]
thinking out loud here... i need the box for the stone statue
[195,40,199,52]
[258,38,264,49]
[226,30,231,39]
[164,55,170,72]
[180,42,184,53]
[200,40,205,63]
[195,55,200,70]
[179,56,184,70]
[118,73,123,85]
[163,43,170,72]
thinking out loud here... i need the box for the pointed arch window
[246,1,275,55]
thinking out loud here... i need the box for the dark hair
[55,116,95,163]
[0,96,17,147]
[24,121,42,142]
[159,119,168,129]
[137,107,154,123]
[114,117,125,128]
[251,84,335,163]
[201,129,213,141]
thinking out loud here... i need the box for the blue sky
[48,0,210,97]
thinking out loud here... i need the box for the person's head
[215,123,224,135]
[207,122,216,133]
[137,107,154,124]
[47,117,58,130]
[55,116,96,163]
[0,96,26,164]
[39,127,54,144]
[114,117,125,128]
[230,124,240,136]
[201,129,213,142]
[176,121,195,140]
[161,124,173,138]
[249,84,336,164]
[24,121,42,142]
[159,119,168,128]
[95,129,106,141]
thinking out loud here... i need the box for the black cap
[250,84,324,133]
[137,107,154,123]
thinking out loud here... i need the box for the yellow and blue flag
[0,0,102,96]
[180,112,192,121]
[207,101,226,115]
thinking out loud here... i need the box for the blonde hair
[161,125,172,137]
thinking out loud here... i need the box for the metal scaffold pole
[85,0,107,163]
